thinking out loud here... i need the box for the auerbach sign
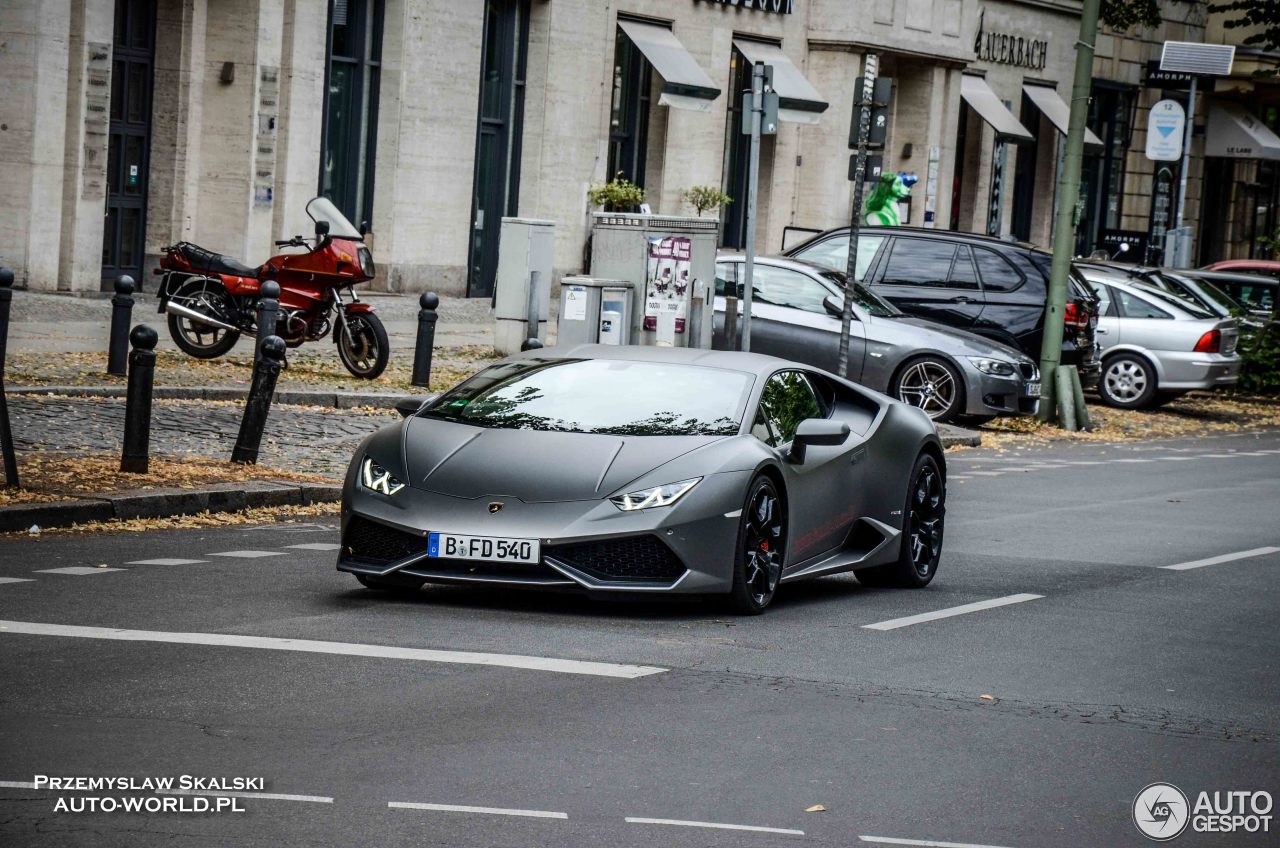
[695,0,795,13]
[973,10,1049,71]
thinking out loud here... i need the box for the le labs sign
[1145,99,1186,161]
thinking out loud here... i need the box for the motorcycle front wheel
[167,279,241,359]
[337,311,389,379]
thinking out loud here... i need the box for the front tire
[337,311,390,379]
[727,475,786,615]
[856,453,944,588]
[892,356,965,423]
[1099,353,1157,409]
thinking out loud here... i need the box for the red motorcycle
[156,197,388,379]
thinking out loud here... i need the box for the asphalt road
[1,430,1278,847]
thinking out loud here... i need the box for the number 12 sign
[1145,99,1186,162]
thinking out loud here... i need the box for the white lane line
[1158,456,1196,461]
[962,471,1005,476]
[208,550,285,558]
[126,558,208,566]
[1161,546,1280,572]
[859,836,1017,848]
[284,543,341,551]
[389,802,567,819]
[0,781,37,789]
[34,567,121,576]
[0,578,35,585]
[626,817,804,836]
[0,620,666,679]
[163,788,332,803]
[862,594,1044,631]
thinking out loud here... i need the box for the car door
[869,236,985,330]
[970,245,1039,351]
[1086,281,1120,353]
[1112,286,1176,349]
[752,371,863,566]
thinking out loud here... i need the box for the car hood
[883,316,1030,362]
[403,417,726,503]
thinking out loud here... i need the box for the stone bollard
[107,275,135,377]
[520,337,544,352]
[255,281,281,363]
[120,324,158,473]
[411,292,439,388]
[0,267,17,488]
[232,335,285,465]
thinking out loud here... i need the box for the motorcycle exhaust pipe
[164,300,239,333]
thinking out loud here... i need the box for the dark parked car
[1075,261,1258,322]
[783,227,1101,387]
[1184,269,1277,318]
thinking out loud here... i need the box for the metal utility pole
[740,62,766,353]
[1036,0,1100,423]
[1174,75,1196,239]
[839,54,878,379]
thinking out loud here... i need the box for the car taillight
[1194,329,1221,353]
[1064,302,1090,329]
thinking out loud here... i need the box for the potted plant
[588,177,646,213]
[682,185,732,217]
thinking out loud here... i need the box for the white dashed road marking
[0,781,36,789]
[859,836,1018,848]
[164,788,333,803]
[863,594,1044,631]
[625,817,804,836]
[0,578,34,585]
[126,558,208,566]
[34,567,121,576]
[284,543,341,551]
[389,802,567,819]
[208,550,286,558]
[0,621,667,679]
[1161,546,1280,572]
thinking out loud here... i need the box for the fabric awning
[617,19,720,111]
[732,38,829,124]
[960,74,1034,144]
[1205,101,1280,160]
[1022,83,1104,150]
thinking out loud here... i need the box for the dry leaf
[979,694,996,701]
[805,804,826,813]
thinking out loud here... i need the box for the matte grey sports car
[338,345,946,614]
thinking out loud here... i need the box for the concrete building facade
[0,0,1268,296]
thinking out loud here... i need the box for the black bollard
[0,267,17,488]
[120,324,158,473]
[255,280,281,363]
[107,274,135,377]
[520,337,544,352]
[411,292,439,388]
[232,335,285,465]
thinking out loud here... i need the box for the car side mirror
[394,396,428,418]
[823,294,844,318]
[789,418,850,463]
[314,219,330,237]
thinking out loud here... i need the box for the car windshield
[420,358,752,436]
[306,196,362,239]
[1182,276,1247,313]
[817,271,900,317]
[1132,283,1214,318]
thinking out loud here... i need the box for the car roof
[1183,269,1280,286]
[523,343,802,378]
[715,252,838,277]
[1205,259,1280,272]
[1085,275,1207,319]
[786,226,1042,254]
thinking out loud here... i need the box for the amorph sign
[695,0,795,13]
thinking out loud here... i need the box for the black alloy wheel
[857,453,944,588]
[729,476,786,614]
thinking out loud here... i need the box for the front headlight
[967,356,1016,377]
[360,456,405,496]
[358,246,375,279]
[609,478,701,511]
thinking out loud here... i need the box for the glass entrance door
[467,0,530,299]
[101,0,155,290]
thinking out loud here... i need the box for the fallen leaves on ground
[8,502,339,537]
[805,804,827,813]
[0,453,334,505]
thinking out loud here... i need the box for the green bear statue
[864,173,911,227]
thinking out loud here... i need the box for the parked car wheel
[857,453,944,588]
[892,356,964,423]
[727,475,786,615]
[1099,353,1158,409]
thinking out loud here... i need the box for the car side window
[880,238,956,288]
[1116,289,1172,319]
[973,248,1025,292]
[715,262,735,297]
[795,234,885,280]
[949,246,981,289]
[756,371,824,447]
[752,266,832,314]
[1088,282,1118,317]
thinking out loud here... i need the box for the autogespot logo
[1134,783,1190,841]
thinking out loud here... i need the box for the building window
[320,0,383,230]
[607,27,652,187]
[1077,83,1134,255]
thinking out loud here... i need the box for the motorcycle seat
[174,243,261,278]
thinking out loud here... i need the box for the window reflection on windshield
[420,359,752,436]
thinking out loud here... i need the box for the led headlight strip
[610,478,701,511]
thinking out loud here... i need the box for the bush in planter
[1237,320,1280,395]
[682,185,732,217]
[588,178,645,212]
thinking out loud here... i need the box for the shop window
[1076,83,1134,255]
[320,0,384,229]
[607,27,653,188]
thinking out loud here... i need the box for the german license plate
[1024,381,1041,397]
[427,533,540,563]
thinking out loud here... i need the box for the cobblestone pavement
[8,394,394,478]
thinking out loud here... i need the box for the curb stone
[0,481,342,533]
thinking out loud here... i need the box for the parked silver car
[713,255,1040,424]
[1076,267,1241,409]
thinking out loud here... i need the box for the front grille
[1018,362,1037,380]
[344,515,429,564]
[545,535,686,584]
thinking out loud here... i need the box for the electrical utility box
[588,213,717,348]
[493,217,554,355]
[557,277,633,346]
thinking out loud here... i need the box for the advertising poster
[643,235,691,333]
